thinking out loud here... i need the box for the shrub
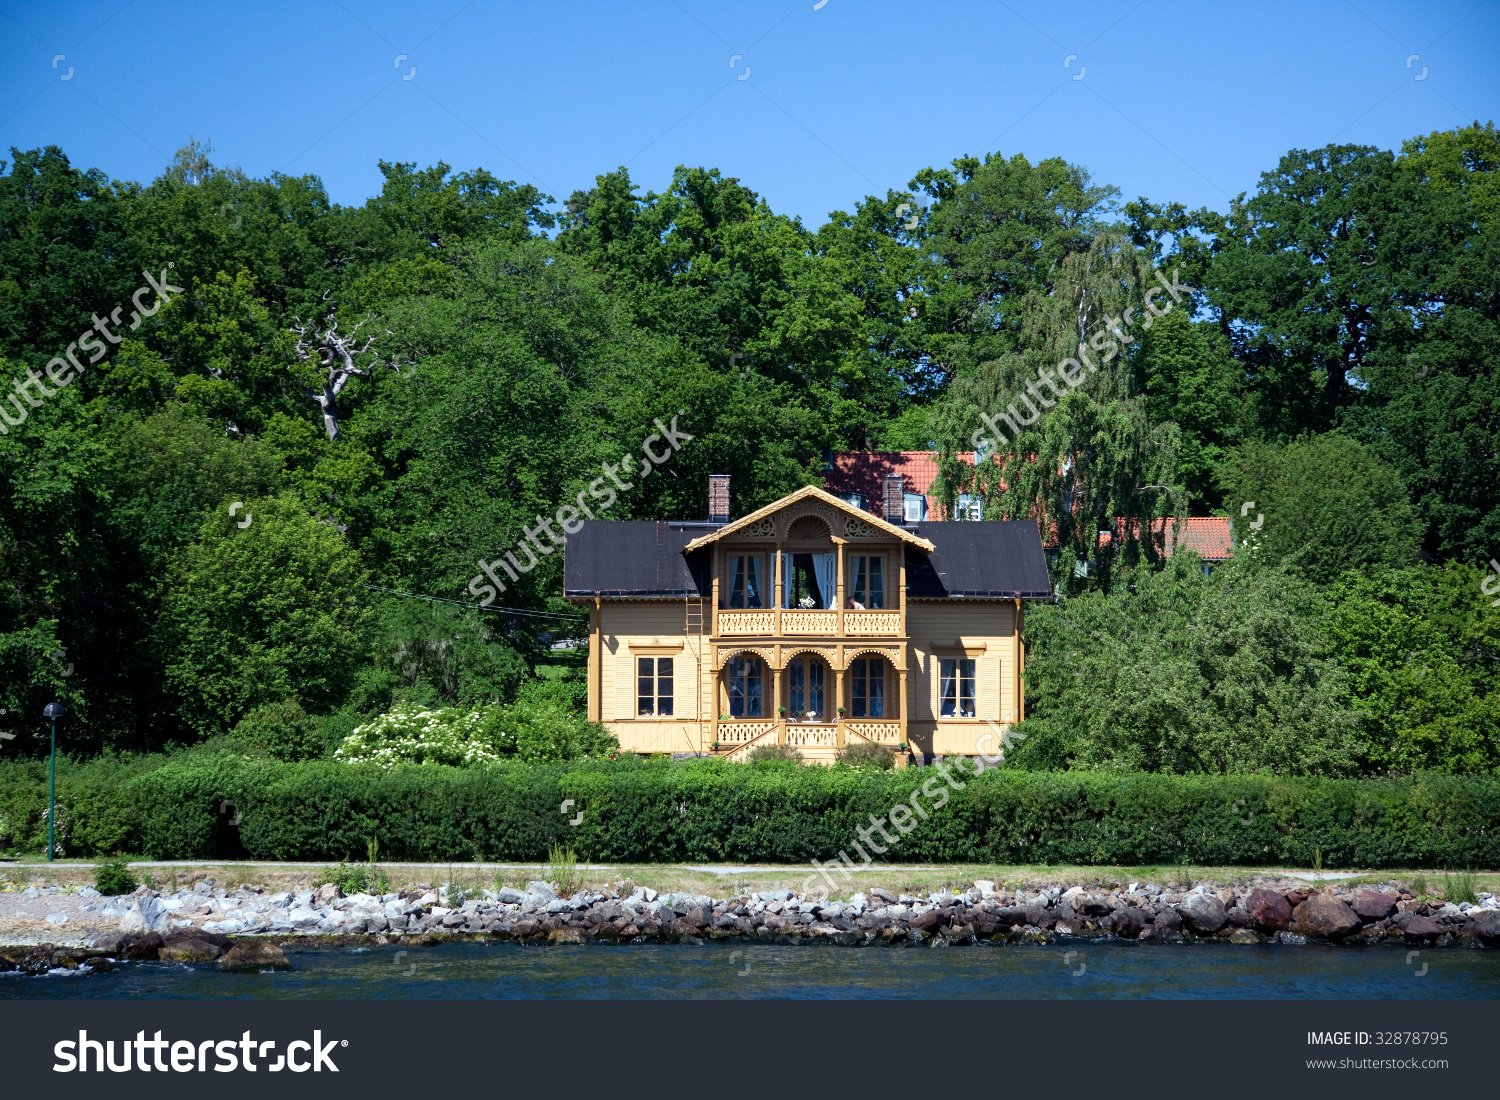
[334,704,501,768]
[93,856,137,897]
[232,699,325,762]
[836,741,895,769]
[744,743,803,764]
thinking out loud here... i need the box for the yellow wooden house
[564,476,1050,763]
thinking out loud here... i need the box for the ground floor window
[727,655,763,717]
[637,656,673,716]
[787,657,826,718]
[850,657,887,717]
[939,657,975,717]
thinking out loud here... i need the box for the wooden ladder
[684,596,704,752]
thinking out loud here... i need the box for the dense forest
[1,123,1498,776]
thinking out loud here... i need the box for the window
[939,658,976,718]
[727,555,764,608]
[955,494,983,521]
[637,657,674,716]
[842,492,864,511]
[727,655,763,717]
[788,657,825,718]
[903,493,927,522]
[850,658,885,718]
[782,552,835,608]
[850,556,884,609]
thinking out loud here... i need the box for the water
[4,940,1498,998]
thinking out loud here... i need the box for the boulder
[1284,887,1311,907]
[1462,909,1500,943]
[1153,907,1182,933]
[907,909,942,932]
[1353,891,1398,920]
[117,931,164,960]
[90,931,130,956]
[548,926,586,945]
[870,888,897,904]
[216,941,291,972]
[1110,908,1147,939]
[1225,906,1253,928]
[1178,893,1227,935]
[526,880,558,900]
[119,897,170,935]
[159,929,228,963]
[1071,892,1111,917]
[1227,927,1260,945]
[1244,887,1293,932]
[1403,915,1442,941]
[1291,894,1361,939]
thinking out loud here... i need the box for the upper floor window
[955,495,983,522]
[782,552,835,608]
[637,657,674,716]
[842,492,864,511]
[939,657,976,717]
[850,555,884,609]
[727,554,764,608]
[903,493,927,523]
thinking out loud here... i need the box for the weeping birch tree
[933,230,1188,591]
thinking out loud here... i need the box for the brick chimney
[708,474,730,524]
[883,474,905,524]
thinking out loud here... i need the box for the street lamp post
[43,703,64,862]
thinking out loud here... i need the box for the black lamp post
[43,703,64,862]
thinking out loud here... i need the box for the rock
[91,930,130,956]
[1225,906,1253,928]
[907,909,941,932]
[1178,893,1227,935]
[316,883,341,903]
[286,906,321,928]
[159,929,228,963]
[1403,915,1442,940]
[120,897,171,935]
[1464,909,1500,942]
[1277,931,1306,944]
[45,911,68,925]
[1291,894,1361,939]
[526,881,558,900]
[1284,887,1311,907]
[1070,892,1111,917]
[1110,908,1146,939]
[1244,887,1293,933]
[217,941,291,972]
[1228,927,1261,945]
[77,886,101,899]
[496,887,526,904]
[870,888,897,903]
[1353,891,1398,920]
[1154,907,1182,933]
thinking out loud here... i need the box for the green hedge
[2,755,1497,868]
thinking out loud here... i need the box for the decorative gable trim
[682,485,934,552]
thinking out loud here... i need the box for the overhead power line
[360,584,587,621]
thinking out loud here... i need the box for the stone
[1225,906,1253,928]
[1291,894,1362,939]
[158,929,228,963]
[286,906,321,928]
[1244,887,1293,932]
[870,888,897,903]
[1110,908,1147,939]
[91,930,131,956]
[526,880,558,900]
[316,883,341,903]
[1403,915,1442,940]
[1178,893,1227,935]
[1284,887,1311,907]
[907,909,941,932]
[1071,892,1111,917]
[1353,890,1398,920]
[45,911,68,924]
[78,886,101,899]
[217,941,291,971]
[1153,907,1182,932]
[1464,909,1500,942]
[496,887,525,904]
[1227,927,1260,945]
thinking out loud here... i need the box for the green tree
[156,494,371,735]
[1010,555,1358,776]
[1228,433,1420,584]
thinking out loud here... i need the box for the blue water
[4,940,1497,998]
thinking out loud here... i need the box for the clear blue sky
[2,1,1496,227]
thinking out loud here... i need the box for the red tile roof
[826,450,1234,561]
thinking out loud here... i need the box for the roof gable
[682,485,935,552]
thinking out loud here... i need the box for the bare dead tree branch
[290,305,383,440]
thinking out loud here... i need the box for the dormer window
[955,494,983,521]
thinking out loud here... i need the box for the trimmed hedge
[2,755,1497,868]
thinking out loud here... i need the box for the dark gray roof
[565,518,1050,600]
[904,521,1051,598]
[564,522,712,597]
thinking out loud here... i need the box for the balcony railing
[779,609,837,635]
[844,720,902,745]
[844,611,901,636]
[717,610,776,635]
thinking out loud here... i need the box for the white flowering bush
[334,704,502,769]
[334,692,618,769]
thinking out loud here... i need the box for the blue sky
[2,1,1496,227]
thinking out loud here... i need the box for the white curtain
[814,553,836,609]
[779,552,793,608]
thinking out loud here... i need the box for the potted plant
[836,706,847,717]
[897,741,908,752]
[777,706,788,716]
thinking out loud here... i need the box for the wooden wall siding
[591,595,1023,758]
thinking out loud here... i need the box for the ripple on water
[2,940,1497,1000]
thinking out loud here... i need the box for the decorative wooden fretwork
[787,514,831,541]
[844,611,901,636]
[742,517,778,538]
[718,610,776,636]
[780,610,837,635]
[843,516,881,539]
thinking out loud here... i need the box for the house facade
[564,477,1050,763]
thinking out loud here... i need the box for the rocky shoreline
[3,874,1497,975]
